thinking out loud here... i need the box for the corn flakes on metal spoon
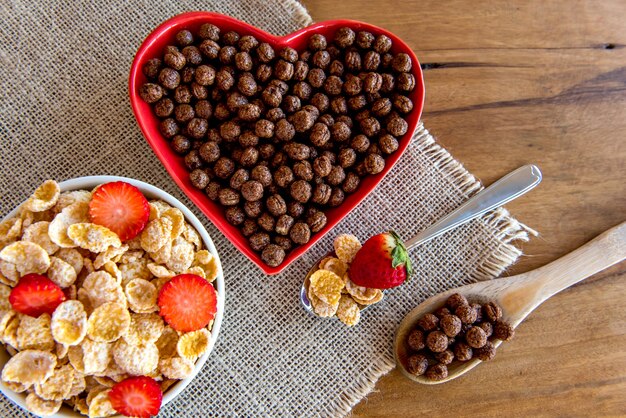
[300,165,543,315]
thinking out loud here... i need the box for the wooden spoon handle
[512,221,626,315]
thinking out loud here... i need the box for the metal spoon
[395,221,626,384]
[300,164,543,314]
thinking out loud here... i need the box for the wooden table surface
[302,0,626,416]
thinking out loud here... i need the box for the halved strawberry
[157,274,217,332]
[109,376,163,418]
[89,181,150,241]
[349,231,413,289]
[9,274,66,317]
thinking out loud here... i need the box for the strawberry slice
[109,376,163,418]
[9,274,66,317]
[89,181,150,241]
[157,274,218,332]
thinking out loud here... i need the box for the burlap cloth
[0,0,533,416]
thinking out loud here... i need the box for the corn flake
[113,339,159,375]
[155,326,179,359]
[0,217,22,243]
[141,217,172,253]
[177,328,210,360]
[183,222,202,250]
[147,262,174,279]
[2,349,56,385]
[352,289,384,306]
[319,257,349,278]
[25,392,62,416]
[308,286,338,318]
[34,363,75,401]
[166,236,194,273]
[82,271,125,309]
[24,180,60,213]
[333,234,361,263]
[101,261,122,285]
[48,256,77,288]
[88,388,116,417]
[17,313,55,351]
[51,300,88,346]
[125,279,157,313]
[159,356,194,380]
[81,338,113,375]
[55,248,84,276]
[336,295,361,326]
[0,260,18,286]
[48,202,90,248]
[22,221,59,255]
[309,269,344,306]
[124,313,164,345]
[162,208,185,239]
[86,302,130,342]
[0,240,50,275]
[53,190,92,214]
[93,244,128,270]
[119,258,151,287]
[2,312,20,348]
[345,279,379,301]
[0,285,11,311]
[56,342,69,359]
[4,380,28,393]
[67,223,121,253]
[68,372,86,397]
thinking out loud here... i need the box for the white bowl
[0,176,225,417]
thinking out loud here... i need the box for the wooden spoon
[395,221,626,384]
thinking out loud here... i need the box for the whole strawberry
[349,231,413,289]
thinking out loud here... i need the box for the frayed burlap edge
[319,124,536,418]
[281,0,314,28]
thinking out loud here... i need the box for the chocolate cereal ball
[387,117,409,137]
[214,157,235,179]
[373,34,392,53]
[218,188,240,206]
[287,201,304,218]
[475,341,496,361]
[397,72,416,92]
[225,207,245,226]
[293,161,314,181]
[435,350,455,365]
[205,182,220,201]
[290,180,312,203]
[440,314,462,338]
[310,183,330,205]
[407,329,426,351]
[261,244,285,267]
[328,187,345,207]
[351,135,370,153]
[478,322,493,337]
[154,98,174,118]
[379,134,399,154]
[334,27,355,48]
[290,222,311,245]
[275,214,294,235]
[406,354,429,376]
[189,169,210,190]
[342,172,360,193]
[483,302,503,322]
[446,293,468,310]
[257,212,276,232]
[455,304,478,324]
[466,326,488,349]
[274,236,293,251]
[306,210,327,233]
[199,141,220,163]
[266,194,287,217]
[308,33,327,50]
[241,181,264,202]
[251,165,272,187]
[249,232,270,252]
[392,53,412,73]
[255,119,275,138]
[198,23,220,41]
[417,313,439,332]
[426,331,448,353]
[244,200,263,218]
[241,219,258,237]
[364,153,385,174]
[139,83,163,103]
[274,166,294,188]
[142,58,162,79]
[493,321,515,341]
[171,135,191,155]
[229,169,249,190]
[425,363,448,381]
[326,166,346,186]
[454,342,473,362]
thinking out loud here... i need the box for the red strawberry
[349,231,413,289]
[9,274,66,317]
[89,181,150,241]
[109,376,163,418]
[157,274,218,332]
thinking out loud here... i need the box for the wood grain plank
[301,0,626,415]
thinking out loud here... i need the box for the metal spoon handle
[404,165,542,250]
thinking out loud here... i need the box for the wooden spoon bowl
[395,221,626,384]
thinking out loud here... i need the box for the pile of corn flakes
[307,234,383,326]
[0,180,219,417]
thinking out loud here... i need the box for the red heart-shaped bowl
[129,12,424,275]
